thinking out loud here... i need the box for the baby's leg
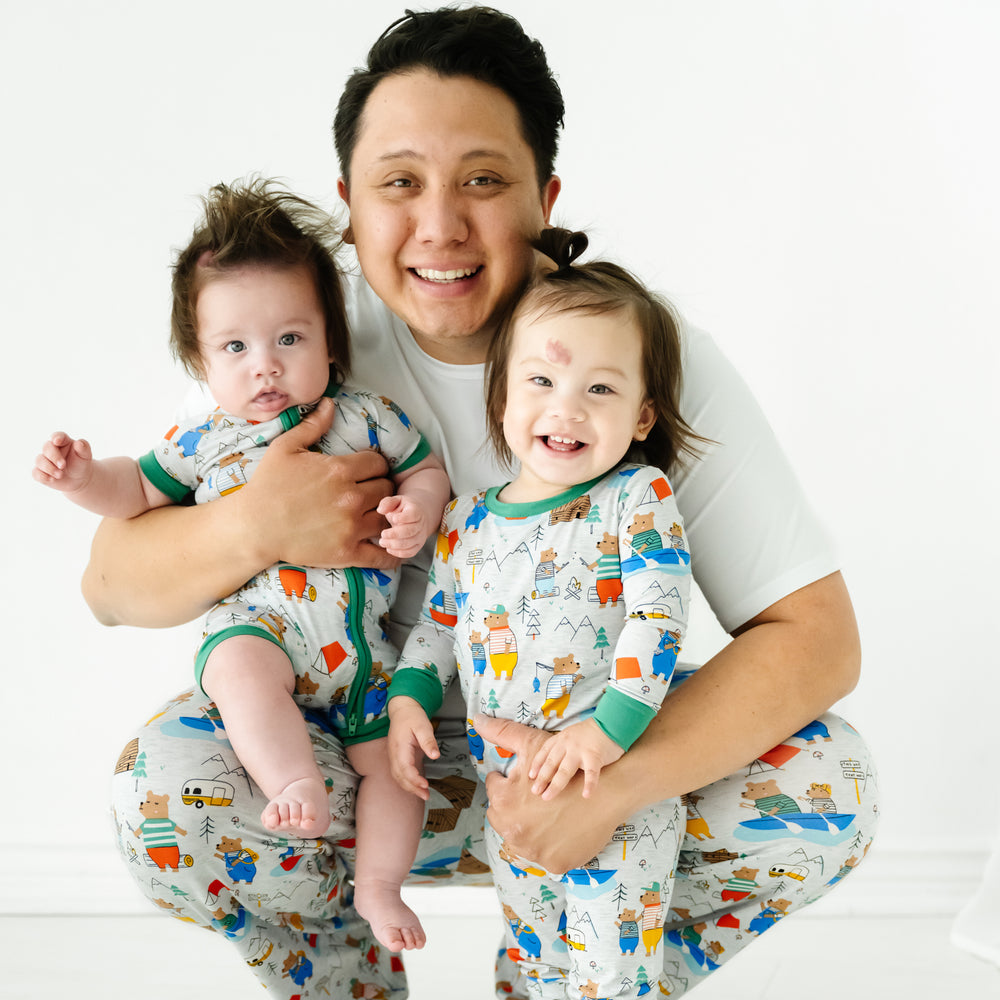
[348,737,427,951]
[202,635,330,839]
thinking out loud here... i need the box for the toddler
[386,227,703,997]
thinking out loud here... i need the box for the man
[90,8,876,997]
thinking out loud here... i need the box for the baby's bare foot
[261,776,330,839]
[354,877,426,952]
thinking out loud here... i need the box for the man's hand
[242,398,398,570]
[473,714,630,872]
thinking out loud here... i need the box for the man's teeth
[414,267,478,282]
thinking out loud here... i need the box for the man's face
[338,69,560,363]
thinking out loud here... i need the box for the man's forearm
[82,498,268,628]
[610,572,861,813]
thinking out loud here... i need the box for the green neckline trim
[484,471,609,518]
[278,379,341,432]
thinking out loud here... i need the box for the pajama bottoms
[110,668,878,998]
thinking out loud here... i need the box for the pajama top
[138,382,431,744]
[390,463,691,763]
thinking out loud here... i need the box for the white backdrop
[3,0,997,906]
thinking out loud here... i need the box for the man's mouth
[412,266,481,283]
[542,435,585,452]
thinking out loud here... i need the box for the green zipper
[343,567,371,738]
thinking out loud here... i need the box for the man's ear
[336,179,355,244]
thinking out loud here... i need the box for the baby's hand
[377,494,433,558]
[33,432,94,494]
[528,718,624,801]
[387,696,440,799]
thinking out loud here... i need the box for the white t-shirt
[183,272,837,642]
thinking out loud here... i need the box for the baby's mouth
[542,435,584,452]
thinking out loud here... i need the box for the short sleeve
[672,328,839,633]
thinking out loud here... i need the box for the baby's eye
[224,341,246,354]
[530,375,553,387]
[278,333,300,347]
[589,384,613,395]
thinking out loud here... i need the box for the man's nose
[414,186,470,245]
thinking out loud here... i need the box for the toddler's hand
[377,494,432,558]
[33,432,94,494]
[528,718,624,800]
[387,696,440,799]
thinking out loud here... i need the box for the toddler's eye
[278,333,300,347]
[589,384,612,395]
[531,376,553,387]
[224,341,246,354]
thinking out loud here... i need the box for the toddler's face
[500,306,655,503]
[196,264,332,419]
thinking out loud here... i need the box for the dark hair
[333,6,564,188]
[486,228,708,475]
[170,177,349,384]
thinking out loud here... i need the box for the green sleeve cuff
[394,434,432,474]
[592,687,658,751]
[138,451,191,504]
[388,667,444,717]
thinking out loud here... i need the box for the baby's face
[196,263,332,419]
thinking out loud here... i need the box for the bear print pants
[110,669,878,999]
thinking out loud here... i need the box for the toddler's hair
[170,177,349,383]
[486,228,705,475]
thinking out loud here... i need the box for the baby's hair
[170,176,349,383]
[486,227,707,475]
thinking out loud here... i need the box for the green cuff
[388,667,444,718]
[138,451,191,504]
[394,434,432,474]
[592,687,657,751]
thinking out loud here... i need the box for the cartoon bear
[215,835,258,884]
[484,604,518,679]
[716,865,761,901]
[587,533,623,607]
[616,907,640,954]
[295,672,320,697]
[502,903,542,959]
[682,792,714,841]
[799,782,837,814]
[747,897,793,935]
[652,628,682,682]
[541,654,583,718]
[532,547,564,598]
[639,882,664,956]
[282,949,314,987]
[468,630,487,676]
[740,779,799,817]
[626,511,662,554]
[134,791,187,871]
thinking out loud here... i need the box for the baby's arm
[377,455,450,558]
[528,719,625,801]
[387,695,441,800]
[33,431,172,518]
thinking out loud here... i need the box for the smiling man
[90,8,878,998]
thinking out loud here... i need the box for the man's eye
[224,341,246,354]
[468,175,499,187]
[389,178,413,188]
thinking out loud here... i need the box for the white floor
[2,912,997,999]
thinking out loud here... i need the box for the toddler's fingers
[72,438,93,461]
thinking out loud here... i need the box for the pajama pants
[110,669,878,998]
[485,800,684,999]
